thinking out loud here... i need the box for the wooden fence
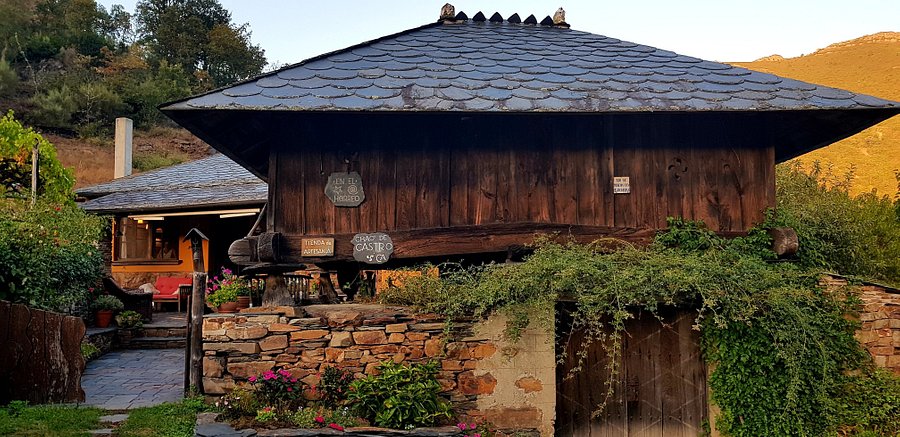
[0,301,86,404]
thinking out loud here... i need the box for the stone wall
[201,304,556,436]
[823,275,900,374]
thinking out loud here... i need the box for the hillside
[733,32,900,196]
[50,127,212,189]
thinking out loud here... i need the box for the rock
[227,361,275,379]
[457,371,497,395]
[195,422,257,437]
[269,323,301,333]
[388,333,405,343]
[196,412,220,425]
[260,335,289,351]
[424,339,443,357]
[203,342,260,354]
[353,331,387,345]
[98,414,129,424]
[325,348,344,362]
[471,343,497,359]
[202,377,236,395]
[385,323,408,333]
[329,331,353,347]
[410,323,445,332]
[515,376,543,393]
[483,406,542,429]
[246,315,280,324]
[290,330,329,340]
[226,326,268,340]
[203,357,225,378]
[406,332,429,341]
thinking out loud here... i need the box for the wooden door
[556,308,707,437]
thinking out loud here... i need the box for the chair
[101,277,154,322]
[152,276,193,312]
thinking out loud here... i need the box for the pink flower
[328,423,344,431]
[290,378,297,383]
[286,387,293,392]
[263,370,276,380]
[469,423,476,430]
[458,423,467,430]
[474,434,481,437]
[248,376,257,382]
[315,416,325,423]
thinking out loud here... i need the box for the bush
[0,201,105,315]
[30,85,79,130]
[317,366,353,408]
[92,295,123,312]
[0,58,18,97]
[349,361,451,429]
[0,111,75,203]
[776,161,900,286]
[115,310,143,329]
[249,369,306,407]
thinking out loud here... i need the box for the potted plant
[92,295,124,328]
[208,268,251,312]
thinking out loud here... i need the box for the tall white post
[114,117,133,178]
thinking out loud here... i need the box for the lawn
[0,398,206,437]
[0,402,103,436]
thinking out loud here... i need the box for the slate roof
[77,154,267,213]
[162,13,900,113]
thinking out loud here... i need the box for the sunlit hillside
[733,32,900,196]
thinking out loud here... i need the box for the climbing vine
[379,219,900,436]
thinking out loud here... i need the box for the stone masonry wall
[201,304,556,436]
[823,275,900,374]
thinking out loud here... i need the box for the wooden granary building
[162,8,899,271]
[162,6,900,436]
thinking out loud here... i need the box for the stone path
[82,348,184,410]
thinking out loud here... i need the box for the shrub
[776,161,900,286]
[217,387,259,419]
[115,310,143,329]
[132,151,187,172]
[0,201,105,315]
[292,406,362,429]
[92,295,123,312]
[80,342,100,361]
[249,369,306,407]
[0,58,18,97]
[317,366,353,408]
[349,361,451,429]
[0,111,75,203]
[30,85,79,130]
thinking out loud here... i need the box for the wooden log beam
[229,223,659,265]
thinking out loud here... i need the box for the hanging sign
[613,176,631,194]
[301,238,335,257]
[352,232,394,264]
[325,172,365,207]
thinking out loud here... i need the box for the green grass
[0,403,103,436]
[132,151,188,172]
[118,398,208,437]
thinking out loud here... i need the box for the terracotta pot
[217,301,239,313]
[96,310,113,328]
[236,296,251,310]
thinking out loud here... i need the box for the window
[114,218,178,261]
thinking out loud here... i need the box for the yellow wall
[110,218,209,287]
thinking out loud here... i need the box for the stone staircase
[121,312,187,349]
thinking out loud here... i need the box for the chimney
[439,3,456,21]
[114,117,133,178]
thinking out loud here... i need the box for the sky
[98,0,900,68]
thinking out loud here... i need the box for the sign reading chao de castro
[325,172,365,207]
[352,232,394,264]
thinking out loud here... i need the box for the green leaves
[348,361,451,429]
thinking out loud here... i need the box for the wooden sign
[301,238,335,257]
[613,176,631,194]
[352,232,394,264]
[325,172,365,207]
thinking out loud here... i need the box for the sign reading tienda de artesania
[301,238,335,257]
[325,172,365,207]
[352,232,394,264]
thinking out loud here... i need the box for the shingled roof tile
[162,18,900,114]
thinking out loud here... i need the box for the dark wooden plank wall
[556,308,707,437]
[272,115,775,236]
[0,301,86,404]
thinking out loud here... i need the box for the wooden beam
[228,222,658,265]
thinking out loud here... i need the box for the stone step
[124,336,186,349]
[143,326,188,338]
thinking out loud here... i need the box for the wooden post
[30,139,38,206]
[183,228,208,395]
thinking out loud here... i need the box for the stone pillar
[114,117,133,179]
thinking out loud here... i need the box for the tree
[135,0,265,87]
[0,111,74,203]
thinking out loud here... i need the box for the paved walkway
[82,349,184,410]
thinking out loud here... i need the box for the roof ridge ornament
[523,14,538,25]
[472,11,486,22]
[553,7,570,28]
[507,13,521,24]
[439,3,456,21]
[489,12,504,23]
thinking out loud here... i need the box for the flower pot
[217,301,239,313]
[236,296,251,310]
[96,310,113,328]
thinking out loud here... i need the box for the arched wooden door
[556,307,708,437]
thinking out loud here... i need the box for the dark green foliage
[777,161,900,286]
[317,366,354,409]
[0,111,75,203]
[348,361,452,429]
[381,223,900,436]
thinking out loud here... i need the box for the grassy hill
[733,32,900,196]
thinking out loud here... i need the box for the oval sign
[352,232,394,264]
[325,172,365,207]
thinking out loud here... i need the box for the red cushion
[155,276,192,297]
